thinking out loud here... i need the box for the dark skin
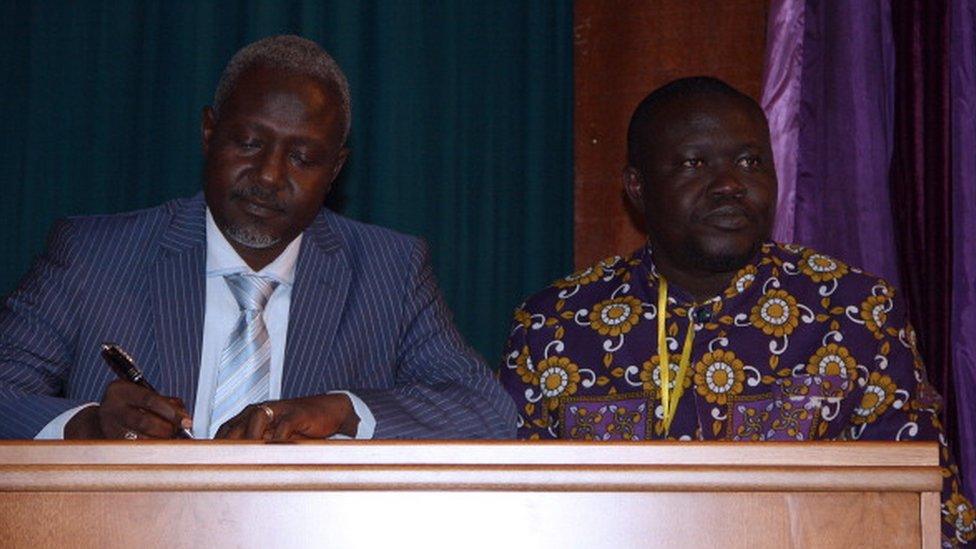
[66,65,358,440]
[623,94,778,303]
[65,381,192,439]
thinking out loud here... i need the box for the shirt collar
[638,240,769,305]
[205,208,301,286]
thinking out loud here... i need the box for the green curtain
[0,1,573,365]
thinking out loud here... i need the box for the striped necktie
[209,273,279,438]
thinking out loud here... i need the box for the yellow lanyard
[656,277,697,434]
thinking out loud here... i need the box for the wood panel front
[1,492,921,549]
[0,441,941,549]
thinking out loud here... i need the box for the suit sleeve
[353,241,516,439]
[0,219,91,439]
[845,286,975,547]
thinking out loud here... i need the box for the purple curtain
[763,0,975,498]
[761,0,804,244]
[950,0,976,502]
[793,0,902,286]
[889,0,964,494]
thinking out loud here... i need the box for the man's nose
[709,168,746,198]
[257,146,287,187]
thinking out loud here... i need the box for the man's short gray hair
[213,35,351,143]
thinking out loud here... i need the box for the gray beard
[224,224,281,250]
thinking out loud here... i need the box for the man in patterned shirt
[499,76,974,546]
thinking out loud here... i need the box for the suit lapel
[149,195,207,408]
[282,211,351,398]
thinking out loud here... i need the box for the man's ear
[201,107,216,154]
[330,147,350,183]
[623,166,645,215]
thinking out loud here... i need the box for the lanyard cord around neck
[656,277,697,435]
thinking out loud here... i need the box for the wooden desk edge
[0,440,940,467]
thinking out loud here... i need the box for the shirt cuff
[34,403,99,440]
[327,390,375,439]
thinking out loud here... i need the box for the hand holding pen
[89,343,194,440]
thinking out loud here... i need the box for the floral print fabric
[500,242,974,546]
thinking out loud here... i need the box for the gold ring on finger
[259,404,274,423]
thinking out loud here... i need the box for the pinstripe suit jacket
[0,194,515,439]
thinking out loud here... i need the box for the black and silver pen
[100,342,195,439]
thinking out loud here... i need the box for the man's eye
[290,151,318,167]
[738,156,762,168]
[237,140,261,150]
[682,158,704,168]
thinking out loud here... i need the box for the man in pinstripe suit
[0,36,515,440]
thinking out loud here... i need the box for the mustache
[233,184,285,211]
[700,202,754,221]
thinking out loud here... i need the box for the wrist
[64,405,103,439]
[335,395,360,437]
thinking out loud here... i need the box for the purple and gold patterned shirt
[500,242,974,546]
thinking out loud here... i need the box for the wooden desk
[0,441,940,548]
